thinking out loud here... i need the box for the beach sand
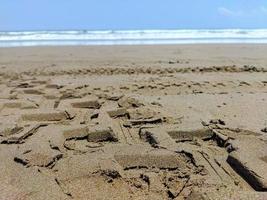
[0,44,267,199]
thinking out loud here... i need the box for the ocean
[1,29,267,47]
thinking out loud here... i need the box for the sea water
[1,29,267,47]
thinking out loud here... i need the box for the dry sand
[0,44,267,199]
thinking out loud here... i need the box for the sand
[0,44,267,199]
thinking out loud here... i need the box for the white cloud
[218,6,267,17]
[218,7,244,17]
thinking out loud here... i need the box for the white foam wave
[0,29,267,47]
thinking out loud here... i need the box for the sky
[1,0,267,31]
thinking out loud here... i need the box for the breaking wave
[1,29,267,47]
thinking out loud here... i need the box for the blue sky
[1,0,267,31]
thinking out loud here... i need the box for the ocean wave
[0,29,267,46]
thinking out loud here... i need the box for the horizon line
[1,28,267,32]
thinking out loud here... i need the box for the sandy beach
[1,44,267,199]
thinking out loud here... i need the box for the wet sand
[0,44,267,199]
